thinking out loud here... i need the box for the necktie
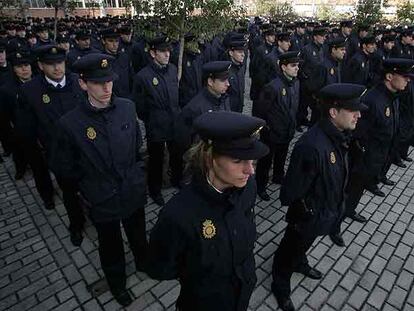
[56,84,62,89]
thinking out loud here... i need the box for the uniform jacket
[281,119,349,236]
[228,61,246,112]
[67,46,101,70]
[256,73,299,144]
[391,40,413,60]
[249,42,274,100]
[343,50,373,87]
[132,61,180,142]
[56,96,146,223]
[147,173,257,311]
[290,32,305,52]
[179,50,204,108]
[104,50,133,98]
[399,82,414,142]
[353,82,400,178]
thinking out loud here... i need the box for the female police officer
[147,111,269,311]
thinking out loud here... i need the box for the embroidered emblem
[330,68,335,75]
[42,94,50,104]
[51,47,57,54]
[144,47,148,52]
[330,151,336,164]
[187,61,191,67]
[202,219,216,239]
[251,126,264,138]
[282,88,286,96]
[361,62,365,68]
[121,48,125,52]
[382,56,385,60]
[152,77,159,86]
[101,59,108,68]
[385,107,391,117]
[86,127,97,140]
[312,51,316,56]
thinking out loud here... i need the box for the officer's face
[76,38,91,49]
[297,27,305,35]
[384,41,395,51]
[342,27,352,36]
[150,49,170,66]
[103,38,119,54]
[265,34,276,44]
[363,43,376,54]
[120,34,132,43]
[314,34,326,45]
[281,62,299,78]
[28,37,37,46]
[332,47,346,61]
[388,73,411,92]
[38,61,65,81]
[229,49,245,64]
[278,40,291,52]
[359,30,368,38]
[7,30,16,37]
[209,155,255,190]
[38,30,49,40]
[17,31,26,38]
[13,64,32,82]
[402,35,413,45]
[58,42,70,52]
[0,51,6,65]
[330,108,361,131]
[79,80,113,106]
[208,77,230,95]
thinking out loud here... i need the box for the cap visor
[220,141,270,160]
[85,72,119,82]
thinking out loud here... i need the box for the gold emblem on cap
[282,88,286,96]
[101,59,108,68]
[51,47,57,54]
[385,107,391,117]
[330,68,335,75]
[202,219,216,239]
[330,151,336,164]
[86,127,97,140]
[16,53,21,58]
[42,94,50,104]
[251,125,264,138]
[152,77,159,86]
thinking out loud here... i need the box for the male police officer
[67,29,99,70]
[57,53,147,306]
[15,44,85,246]
[272,84,367,311]
[227,39,247,112]
[345,59,414,221]
[132,35,182,206]
[255,51,300,201]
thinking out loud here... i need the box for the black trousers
[272,225,317,297]
[55,175,85,232]
[0,120,26,173]
[255,142,289,192]
[94,209,148,294]
[345,171,374,217]
[147,140,183,196]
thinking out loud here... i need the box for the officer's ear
[149,49,156,59]
[78,78,88,91]
[328,106,340,119]
[384,72,394,82]
[207,77,215,88]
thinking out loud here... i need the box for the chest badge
[187,61,191,67]
[361,62,365,68]
[77,56,81,60]
[282,88,286,96]
[382,56,386,60]
[330,151,336,164]
[312,51,316,56]
[202,219,216,239]
[86,127,97,140]
[42,94,50,104]
[152,77,159,86]
[330,68,335,75]
[385,107,391,117]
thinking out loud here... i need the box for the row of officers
[0,18,413,311]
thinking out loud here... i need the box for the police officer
[0,42,12,86]
[34,24,53,47]
[272,84,367,311]
[290,22,306,52]
[347,23,370,59]
[132,35,182,206]
[147,111,269,311]
[101,27,133,98]
[391,28,413,59]
[346,59,414,222]
[67,29,100,70]
[227,39,247,112]
[56,53,147,307]
[15,44,85,246]
[255,51,300,201]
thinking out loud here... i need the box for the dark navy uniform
[148,111,269,311]
[391,30,413,59]
[56,54,147,307]
[67,30,100,70]
[227,40,247,112]
[272,84,367,311]
[255,52,300,196]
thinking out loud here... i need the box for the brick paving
[1,75,414,311]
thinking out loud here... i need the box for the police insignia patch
[282,88,286,96]
[86,127,97,140]
[385,107,391,117]
[330,151,336,164]
[77,56,81,60]
[313,51,316,56]
[330,68,335,75]
[361,62,365,68]
[42,94,50,104]
[152,77,159,86]
[187,61,191,67]
[202,219,216,239]
[51,47,57,54]
[101,59,108,68]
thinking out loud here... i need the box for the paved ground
[1,73,414,311]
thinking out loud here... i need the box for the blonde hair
[184,140,215,178]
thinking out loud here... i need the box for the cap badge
[361,62,365,68]
[202,219,216,239]
[330,68,335,75]
[385,107,391,117]
[330,151,336,164]
[16,53,21,58]
[51,47,57,54]
[17,43,21,47]
[86,127,97,140]
[152,77,159,86]
[101,59,108,68]
[282,88,286,96]
[42,94,50,104]
[251,125,264,138]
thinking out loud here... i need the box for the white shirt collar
[45,75,66,88]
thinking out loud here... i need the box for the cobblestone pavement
[1,74,414,311]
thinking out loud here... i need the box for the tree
[45,0,78,40]
[0,0,29,18]
[355,0,386,26]
[132,0,244,82]
[256,0,298,21]
[396,0,414,23]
